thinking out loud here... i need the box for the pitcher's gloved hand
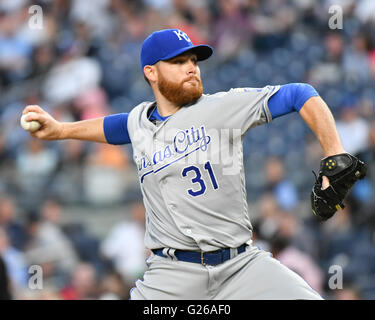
[311,153,367,221]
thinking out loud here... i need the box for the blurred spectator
[309,32,344,84]
[320,203,375,293]
[254,193,325,294]
[83,143,130,205]
[24,199,79,283]
[99,270,130,300]
[279,211,321,260]
[171,0,211,44]
[28,43,55,80]
[0,129,13,168]
[0,254,12,299]
[342,34,372,83]
[358,120,375,185]
[42,43,102,105]
[354,0,375,25]
[62,222,106,276]
[212,0,253,60]
[69,0,114,39]
[1,102,29,153]
[0,5,32,87]
[49,139,87,204]
[101,202,147,283]
[255,192,322,258]
[270,232,324,295]
[336,106,370,155]
[263,157,299,211]
[254,193,281,242]
[15,3,56,48]
[73,87,110,120]
[60,263,98,300]
[0,227,28,296]
[304,134,325,169]
[15,138,59,207]
[325,32,344,64]
[0,195,27,250]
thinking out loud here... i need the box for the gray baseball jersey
[127,85,280,252]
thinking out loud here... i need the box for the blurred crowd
[0,0,374,299]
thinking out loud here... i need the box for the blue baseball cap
[140,29,213,71]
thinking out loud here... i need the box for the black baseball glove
[311,153,367,221]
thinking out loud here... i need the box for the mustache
[182,75,201,83]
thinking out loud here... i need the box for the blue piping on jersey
[140,170,154,183]
[154,146,201,173]
[140,145,201,183]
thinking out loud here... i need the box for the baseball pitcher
[22,29,367,299]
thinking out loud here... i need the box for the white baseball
[20,112,42,133]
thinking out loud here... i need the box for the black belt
[152,244,247,266]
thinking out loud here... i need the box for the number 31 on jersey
[181,161,219,196]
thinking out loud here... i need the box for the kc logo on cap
[140,28,213,71]
[173,30,192,43]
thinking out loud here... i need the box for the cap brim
[160,44,213,62]
[189,45,213,61]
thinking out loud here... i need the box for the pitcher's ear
[144,65,157,83]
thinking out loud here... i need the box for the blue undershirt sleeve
[268,83,319,119]
[103,113,131,145]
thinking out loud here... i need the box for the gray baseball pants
[130,245,323,300]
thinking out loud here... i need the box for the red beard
[158,73,204,106]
